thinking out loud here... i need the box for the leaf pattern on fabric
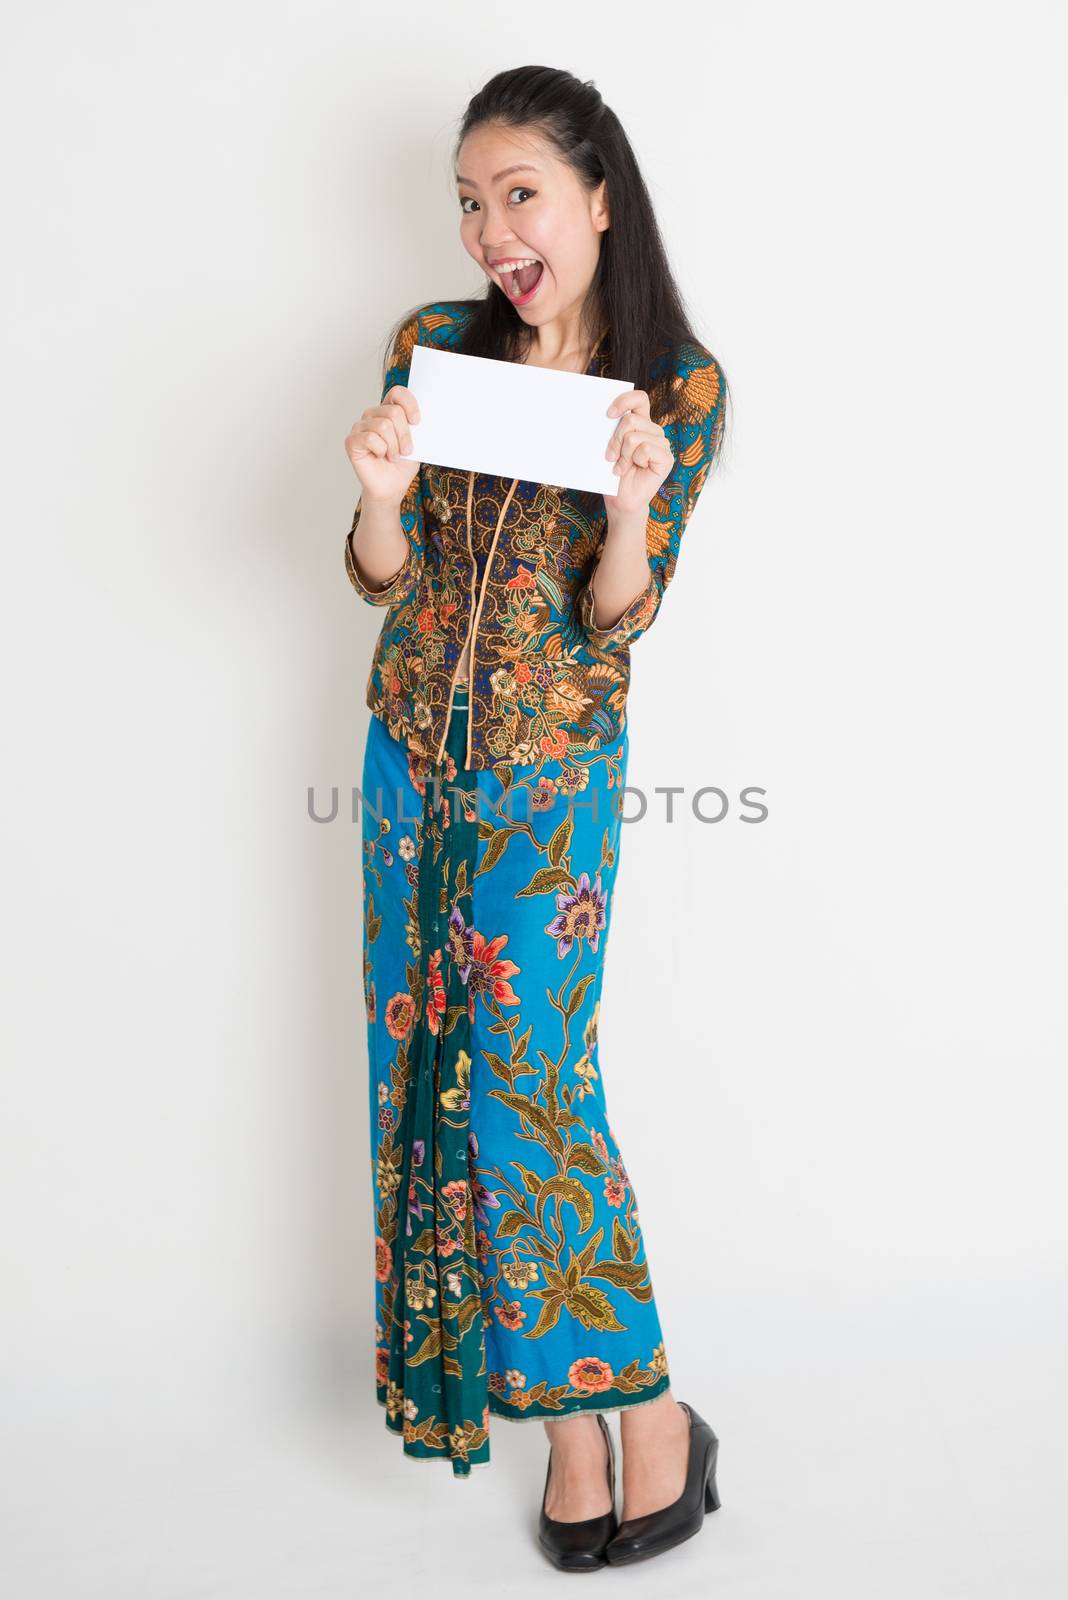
[363,692,670,1473]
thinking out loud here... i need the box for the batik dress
[361,683,670,1475]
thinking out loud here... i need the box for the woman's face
[455,123,609,330]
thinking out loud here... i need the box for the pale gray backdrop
[2,1,1066,1596]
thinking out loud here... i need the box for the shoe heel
[704,1471,721,1512]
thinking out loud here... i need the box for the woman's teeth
[496,259,545,303]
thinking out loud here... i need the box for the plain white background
[3,1,1066,1595]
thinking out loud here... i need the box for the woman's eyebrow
[454,162,541,188]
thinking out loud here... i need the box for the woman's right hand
[344,385,422,505]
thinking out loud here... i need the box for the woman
[343,66,729,1569]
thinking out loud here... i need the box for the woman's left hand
[602,388,674,518]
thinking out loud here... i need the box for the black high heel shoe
[537,1411,618,1572]
[603,1399,721,1565]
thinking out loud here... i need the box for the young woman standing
[343,66,729,1569]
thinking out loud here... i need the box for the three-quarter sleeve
[577,350,725,650]
[344,309,427,607]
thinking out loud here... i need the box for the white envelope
[398,342,635,499]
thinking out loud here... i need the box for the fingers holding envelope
[603,388,675,511]
[344,384,423,504]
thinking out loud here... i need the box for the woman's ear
[592,177,610,233]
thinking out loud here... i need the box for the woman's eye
[459,187,535,214]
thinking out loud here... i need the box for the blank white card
[398,342,635,499]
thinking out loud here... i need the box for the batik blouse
[344,299,724,772]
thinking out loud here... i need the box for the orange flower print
[417,606,434,633]
[514,661,533,684]
[505,565,537,590]
[540,729,569,759]
[384,991,415,1039]
[442,1178,468,1222]
[494,1299,527,1331]
[374,1236,392,1282]
[605,1156,629,1207]
[466,930,521,1016]
[426,948,446,1034]
[375,1346,390,1384]
[407,752,429,796]
[530,776,558,811]
[591,1128,609,1163]
[568,1356,615,1394]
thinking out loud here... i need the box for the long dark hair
[389,65,729,464]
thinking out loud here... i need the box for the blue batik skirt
[361,685,670,1475]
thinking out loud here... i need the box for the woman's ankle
[619,1392,687,1433]
[543,1411,607,1450]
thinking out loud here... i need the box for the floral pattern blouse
[344,300,724,772]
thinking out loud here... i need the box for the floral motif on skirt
[361,688,670,1475]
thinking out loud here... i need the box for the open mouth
[497,260,545,304]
